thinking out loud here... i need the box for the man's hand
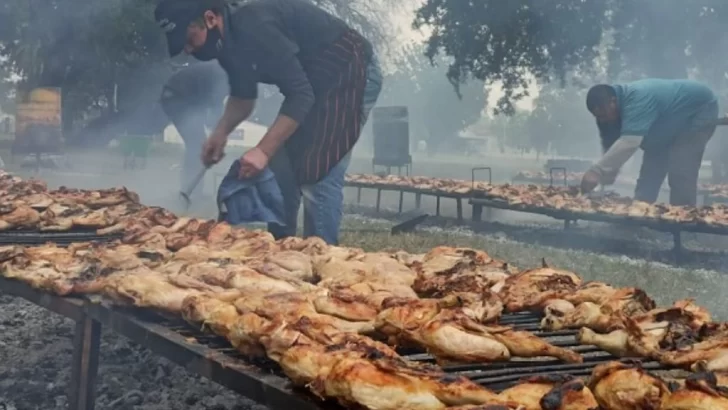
[201,133,228,167]
[580,170,601,194]
[238,147,269,179]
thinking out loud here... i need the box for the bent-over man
[154,0,382,244]
[581,79,720,206]
[160,61,227,199]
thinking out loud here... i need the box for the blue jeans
[268,56,383,244]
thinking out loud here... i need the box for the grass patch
[339,217,728,321]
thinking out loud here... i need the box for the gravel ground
[0,294,265,410]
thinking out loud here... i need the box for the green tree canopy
[414,0,728,114]
[0,0,393,139]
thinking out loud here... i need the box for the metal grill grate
[131,309,666,392]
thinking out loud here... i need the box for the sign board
[13,87,63,154]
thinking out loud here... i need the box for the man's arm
[210,97,255,140]
[250,23,315,158]
[589,135,642,184]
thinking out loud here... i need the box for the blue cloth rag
[216,160,286,226]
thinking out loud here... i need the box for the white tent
[163,121,267,147]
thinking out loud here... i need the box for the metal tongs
[179,167,207,212]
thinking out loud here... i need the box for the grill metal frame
[0,276,670,409]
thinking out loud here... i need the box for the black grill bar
[0,230,122,245]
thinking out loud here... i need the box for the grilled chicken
[577,300,711,359]
[588,361,670,409]
[499,260,582,313]
[181,294,242,339]
[499,375,598,410]
[376,299,581,364]
[658,322,728,372]
[315,252,417,288]
[0,203,41,231]
[19,192,55,209]
[49,186,140,208]
[72,267,220,312]
[413,247,513,283]
[661,371,728,409]
[166,261,313,295]
[234,291,375,335]
[542,288,656,332]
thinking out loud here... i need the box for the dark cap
[154,0,205,57]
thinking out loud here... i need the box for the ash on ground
[0,294,266,410]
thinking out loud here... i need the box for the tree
[413,0,728,114]
[377,43,487,154]
[414,0,612,115]
[0,0,396,140]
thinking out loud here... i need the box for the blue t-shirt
[612,79,719,151]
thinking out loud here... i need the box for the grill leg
[357,187,362,204]
[415,193,422,209]
[472,204,483,222]
[485,207,493,221]
[564,220,571,230]
[69,317,101,410]
[456,198,463,222]
[672,231,683,265]
[375,189,382,212]
[398,191,404,213]
[436,196,441,216]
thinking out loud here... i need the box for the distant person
[580,79,721,206]
[154,0,382,245]
[160,61,228,199]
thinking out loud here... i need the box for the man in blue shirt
[581,79,720,206]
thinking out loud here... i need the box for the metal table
[0,275,675,410]
[468,196,728,264]
[0,277,325,410]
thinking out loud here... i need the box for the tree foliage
[414,0,728,114]
[0,0,392,140]
[377,43,486,153]
[414,0,611,115]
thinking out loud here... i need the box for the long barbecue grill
[345,169,728,264]
[0,274,672,410]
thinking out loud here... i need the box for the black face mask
[192,26,223,61]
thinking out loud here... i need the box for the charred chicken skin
[588,361,670,410]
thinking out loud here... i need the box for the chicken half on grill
[498,375,598,410]
[0,203,40,231]
[271,317,518,410]
[499,260,582,313]
[376,298,582,364]
[658,322,728,372]
[577,299,712,359]
[542,287,656,332]
[587,361,670,410]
